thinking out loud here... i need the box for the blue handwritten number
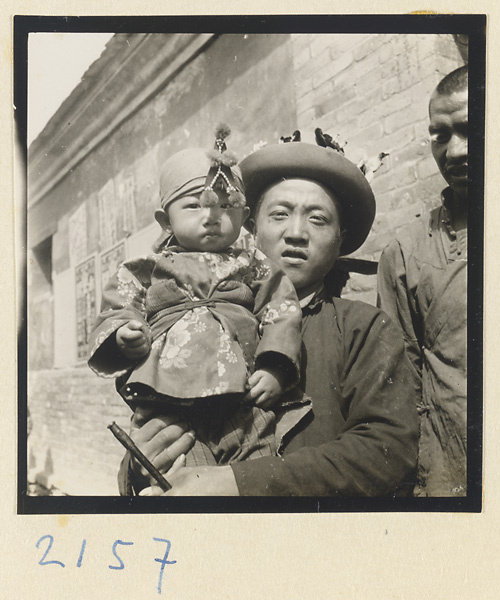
[36,535,65,568]
[76,539,87,567]
[153,538,177,595]
[109,540,134,570]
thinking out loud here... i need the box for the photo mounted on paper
[15,15,484,512]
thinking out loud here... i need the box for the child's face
[158,190,249,252]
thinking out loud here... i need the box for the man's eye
[431,131,450,143]
[310,214,327,224]
[269,211,288,219]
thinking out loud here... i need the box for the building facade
[27,33,465,495]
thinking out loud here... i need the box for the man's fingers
[132,417,188,442]
[133,421,194,465]
[139,485,163,496]
[151,430,196,473]
[139,454,187,485]
[133,429,191,479]
[166,454,186,477]
[128,320,145,331]
[128,409,194,478]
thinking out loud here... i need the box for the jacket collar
[302,285,328,314]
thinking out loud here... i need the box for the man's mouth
[281,248,308,264]
[446,164,468,180]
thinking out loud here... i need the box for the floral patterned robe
[88,246,302,406]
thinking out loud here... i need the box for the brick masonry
[27,33,465,495]
[28,368,131,495]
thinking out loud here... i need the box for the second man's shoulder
[382,204,442,257]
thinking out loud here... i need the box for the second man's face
[429,88,468,202]
[254,178,344,300]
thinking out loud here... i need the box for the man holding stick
[119,136,419,497]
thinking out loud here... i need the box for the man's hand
[116,320,150,360]
[145,465,240,496]
[129,405,196,483]
[244,367,284,409]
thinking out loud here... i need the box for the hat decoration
[239,128,386,255]
[280,130,301,143]
[280,127,389,183]
[280,126,348,154]
[314,127,347,154]
[200,124,246,208]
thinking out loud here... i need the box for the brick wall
[28,368,131,495]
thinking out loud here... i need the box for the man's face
[429,88,468,202]
[254,179,343,300]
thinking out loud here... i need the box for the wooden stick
[107,421,172,492]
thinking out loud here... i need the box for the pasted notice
[75,256,97,361]
[101,242,125,289]
[117,173,137,238]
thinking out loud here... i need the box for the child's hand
[244,368,284,410]
[116,320,150,360]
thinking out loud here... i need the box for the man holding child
[117,136,420,496]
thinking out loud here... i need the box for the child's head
[155,127,248,252]
[156,187,249,252]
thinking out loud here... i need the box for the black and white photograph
[17,16,483,514]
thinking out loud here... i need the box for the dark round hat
[239,142,376,256]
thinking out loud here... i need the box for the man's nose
[447,133,468,161]
[284,215,308,242]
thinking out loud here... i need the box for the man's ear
[245,211,257,236]
[155,208,171,233]
[242,206,251,223]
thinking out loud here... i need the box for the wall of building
[27,33,464,495]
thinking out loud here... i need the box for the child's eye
[220,203,232,210]
[185,203,201,209]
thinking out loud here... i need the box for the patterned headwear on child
[159,124,245,211]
